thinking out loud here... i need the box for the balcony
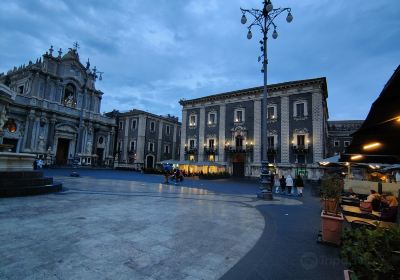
[204,147,218,155]
[184,147,198,155]
[292,144,309,153]
[267,145,278,154]
[225,145,253,153]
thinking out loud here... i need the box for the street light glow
[350,155,363,160]
[362,142,381,150]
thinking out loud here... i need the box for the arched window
[63,84,76,107]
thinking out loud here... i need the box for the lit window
[209,155,215,161]
[267,106,276,119]
[189,114,197,127]
[189,155,195,161]
[208,112,217,125]
[234,109,244,123]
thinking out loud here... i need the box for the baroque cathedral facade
[0,46,115,166]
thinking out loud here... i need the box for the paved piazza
[0,170,302,280]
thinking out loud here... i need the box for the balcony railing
[292,144,309,153]
[184,147,198,155]
[224,145,253,153]
[204,147,218,154]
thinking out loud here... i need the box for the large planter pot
[321,211,344,245]
[322,198,339,214]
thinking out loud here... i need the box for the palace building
[109,109,181,170]
[0,45,116,166]
[179,77,329,179]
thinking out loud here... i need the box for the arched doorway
[146,155,154,168]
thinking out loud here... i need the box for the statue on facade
[64,92,75,107]
[86,141,92,154]
[38,135,46,152]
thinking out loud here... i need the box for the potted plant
[320,174,345,245]
[341,225,400,280]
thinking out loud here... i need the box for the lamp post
[241,1,293,198]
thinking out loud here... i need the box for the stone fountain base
[0,151,62,197]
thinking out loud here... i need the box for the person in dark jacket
[279,175,286,194]
[295,175,304,196]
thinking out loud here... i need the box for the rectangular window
[208,113,216,125]
[296,103,305,117]
[235,110,243,122]
[164,145,170,154]
[166,125,170,135]
[119,121,123,130]
[267,107,275,119]
[189,139,195,149]
[18,85,24,94]
[344,141,350,147]
[267,136,275,148]
[132,119,137,130]
[149,142,154,152]
[131,141,136,151]
[189,115,196,126]
[297,154,306,164]
[334,140,340,147]
[297,135,305,146]
[150,121,155,132]
[118,141,122,151]
[208,139,215,149]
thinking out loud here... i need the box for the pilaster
[280,96,290,163]
[136,114,146,163]
[198,107,205,161]
[180,109,187,161]
[312,92,324,162]
[253,100,262,164]
[157,121,163,162]
[218,104,226,163]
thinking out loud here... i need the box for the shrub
[320,174,344,200]
[341,225,400,280]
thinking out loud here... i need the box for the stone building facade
[0,46,116,166]
[327,120,364,157]
[110,109,181,170]
[179,77,329,179]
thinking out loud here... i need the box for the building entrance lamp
[240,1,293,198]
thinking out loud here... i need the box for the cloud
[0,0,399,121]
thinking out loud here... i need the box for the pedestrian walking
[295,175,304,196]
[279,175,286,194]
[286,174,293,195]
[274,175,280,193]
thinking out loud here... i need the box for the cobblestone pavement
[0,169,343,280]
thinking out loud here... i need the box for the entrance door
[232,153,245,177]
[56,138,69,165]
[2,138,18,152]
[146,155,154,168]
[96,148,104,166]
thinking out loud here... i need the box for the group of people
[363,189,398,222]
[274,174,305,196]
[163,168,184,184]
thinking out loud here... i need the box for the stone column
[24,110,36,151]
[122,117,129,162]
[172,124,178,159]
[253,99,262,164]
[312,92,324,162]
[218,104,226,163]
[280,96,290,163]
[136,114,146,164]
[180,109,187,161]
[198,107,205,161]
[157,121,163,163]
[47,114,56,151]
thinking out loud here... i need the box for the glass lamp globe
[286,12,293,23]
[247,30,252,40]
[266,2,273,12]
[272,29,278,39]
[241,14,247,24]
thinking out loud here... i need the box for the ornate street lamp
[241,1,293,199]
